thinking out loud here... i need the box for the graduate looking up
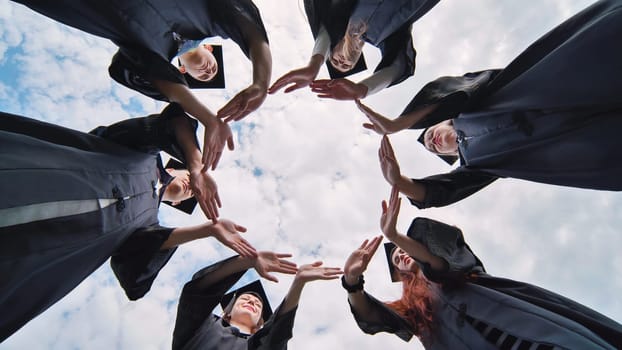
[0,105,257,341]
[172,253,343,349]
[11,0,272,170]
[357,0,622,208]
[341,187,622,349]
[269,0,439,100]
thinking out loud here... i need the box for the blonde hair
[330,20,367,72]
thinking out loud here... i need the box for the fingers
[268,72,296,94]
[358,239,369,250]
[367,236,383,256]
[215,191,222,208]
[275,253,293,258]
[263,273,279,283]
[234,223,248,233]
[284,83,303,93]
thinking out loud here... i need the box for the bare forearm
[152,79,217,127]
[395,175,426,202]
[249,41,272,89]
[160,224,210,250]
[393,104,439,132]
[191,255,255,290]
[391,233,445,271]
[172,115,203,172]
[277,278,306,316]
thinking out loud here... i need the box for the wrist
[341,275,364,293]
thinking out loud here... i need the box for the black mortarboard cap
[417,129,459,165]
[384,218,433,282]
[161,158,198,214]
[180,44,225,89]
[220,280,273,322]
[325,53,367,79]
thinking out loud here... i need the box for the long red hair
[385,269,437,340]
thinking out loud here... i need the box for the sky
[1,0,621,349]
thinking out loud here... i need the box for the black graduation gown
[348,218,622,349]
[11,0,269,101]
[401,0,622,208]
[304,0,439,86]
[0,104,198,342]
[172,257,297,350]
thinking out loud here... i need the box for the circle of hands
[192,62,408,285]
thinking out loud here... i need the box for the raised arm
[153,79,233,170]
[170,111,221,221]
[380,187,445,271]
[217,15,273,123]
[343,236,384,318]
[377,135,428,202]
[357,100,438,135]
[160,219,256,258]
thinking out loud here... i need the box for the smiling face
[391,247,418,274]
[162,168,193,205]
[178,44,218,81]
[422,120,459,155]
[229,293,263,328]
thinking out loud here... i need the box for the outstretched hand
[378,135,402,186]
[343,236,383,280]
[356,99,396,135]
[254,251,299,283]
[202,120,234,171]
[189,169,221,222]
[381,186,401,241]
[295,261,343,283]
[209,219,256,258]
[268,65,319,94]
[217,83,267,123]
[310,78,368,100]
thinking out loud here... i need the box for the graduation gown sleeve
[405,70,500,129]
[249,305,298,350]
[110,225,177,300]
[408,169,498,209]
[348,291,415,342]
[90,103,199,164]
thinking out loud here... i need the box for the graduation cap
[179,44,226,89]
[384,218,435,282]
[220,280,273,323]
[417,129,459,165]
[161,158,198,214]
[325,53,367,79]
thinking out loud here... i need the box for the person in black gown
[172,253,342,349]
[11,0,273,170]
[269,0,439,100]
[357,0,622,208]
[0,105,256,341]
[341,187,622,349]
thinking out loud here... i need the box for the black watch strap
[341,275,364,293]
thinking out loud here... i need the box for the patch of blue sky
[253,167,263,177]
[121,95,147,115]
[0,46,25,113]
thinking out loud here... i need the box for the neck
[228,319,254,334]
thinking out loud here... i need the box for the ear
[178,65,187,74]
[203,43,213,52]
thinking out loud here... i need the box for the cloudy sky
[1,0,621,349]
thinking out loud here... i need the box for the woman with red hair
[342,187,622,349]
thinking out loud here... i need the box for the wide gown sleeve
[89,103,199,164]
[348,291,414,342]
[405,70,501,129]
[408,169,498,209]
[110,225,177,300]
[404,217,485,284]
[250,305,298,350]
